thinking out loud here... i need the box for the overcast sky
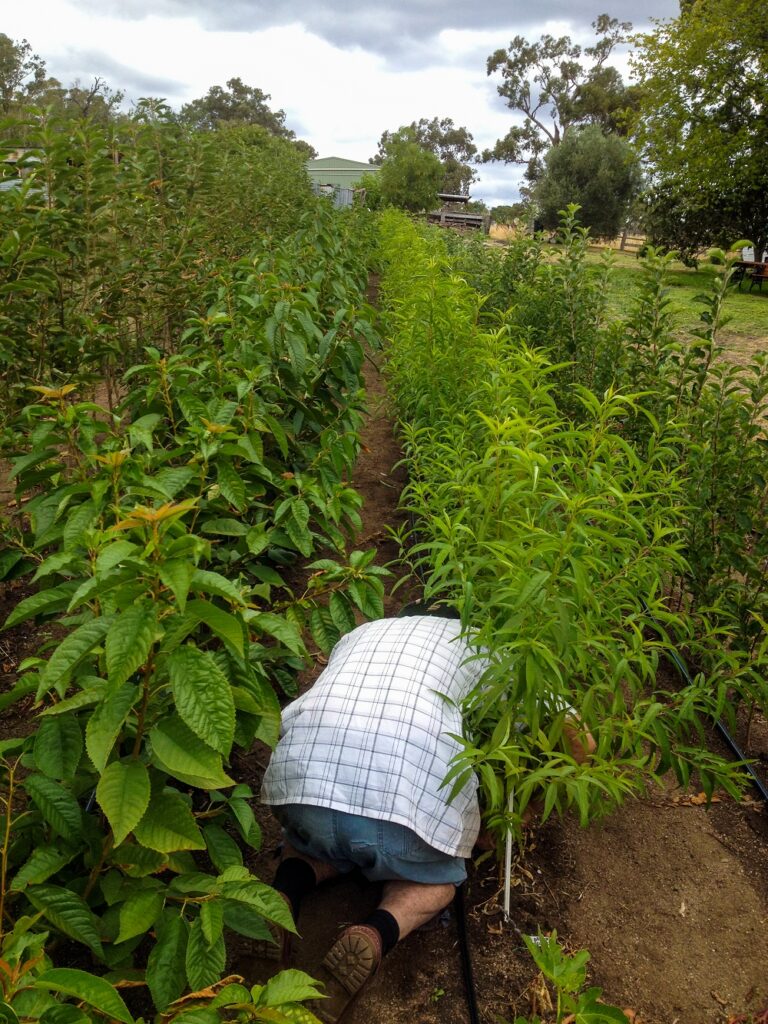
[4,0,678,206]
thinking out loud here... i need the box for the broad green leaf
[348,578,384,620]
[96,760,150,846]
[203,824,243,872]
[154,467,195,499]
[108,843,166,878]
[199,900,224,946]
[185,918,225,991]
[3,582,78,630]
[189,569,246,606]
[146,912,189,1011]
[228,797,262,849]
[38,617,112,698]
[309,606,338,655]
[62,502,98,551]
[210,983,252,1009]
[95,541,139,575]
[105,603,158,686]
[35,969,132,1024]
[133,791,205,853]
[573,995,631,1023]
[250,612,306,657]
[220,881,295,932]
[170,1010,220,1024]
[159,560,196,612]
[263,414,289,458]
[86,683,137,772]
[328,592,356,635]
[10,845,78,891]
[261,970,325,1008]
[168,646,235,755]
[34,715,83,779]
[38,1003,89,1024]
[217,460,246,512]
[199,517,249,537]
[245,524,271,556]
[24,776,82,837]
[40,677,106,717]
[221,901,272,940]
[185,599,246,659]
[285,502,312,557]
[26,888,104,957]
[149,716,235,789]
[116,886,165,943]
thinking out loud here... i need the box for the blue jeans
[273,803,466,884]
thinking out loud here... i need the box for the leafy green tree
[483,15,633,184]
[0,34,47,113]
[372,117,477,194]
[631,0,768,263]
[178,77,316,157]
[179,77,294,136]
[534,125,641,238]
[378,140,444,212]
[491,202,528,224]
[357,171,384,210]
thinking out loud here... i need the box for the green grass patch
[579,247,768,344]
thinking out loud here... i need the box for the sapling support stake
[503,786,515,922]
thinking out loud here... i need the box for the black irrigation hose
[454,881,481,1024]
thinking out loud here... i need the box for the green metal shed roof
[306,156,379,188]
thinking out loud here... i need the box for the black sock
[362,908,400,957]
[272,857,317,919]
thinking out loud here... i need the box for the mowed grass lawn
[583,247,768,363]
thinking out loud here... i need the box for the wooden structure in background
[427,193,490,234]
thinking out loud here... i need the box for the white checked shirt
[261,615,486,858]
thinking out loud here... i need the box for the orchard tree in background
[631,0,767,264]
[535,125,641,238]
[378,140,443,212]
[483,15,635,186]
[372,117,478,194]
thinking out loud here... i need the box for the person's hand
[563,719,597,764]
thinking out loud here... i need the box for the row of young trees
[0,96,383,1015]
[381,208,768,835]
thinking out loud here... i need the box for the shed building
[306,156,379,189]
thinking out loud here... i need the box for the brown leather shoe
[312,925,382,1024]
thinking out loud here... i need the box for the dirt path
[238,349,768,1024]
